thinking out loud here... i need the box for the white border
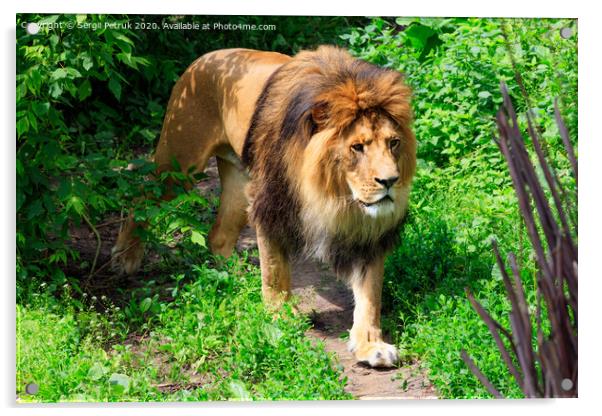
[3,1,600,416]
[10,0,582,18]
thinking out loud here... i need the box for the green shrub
[17,14,161,297]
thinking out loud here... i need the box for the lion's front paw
[348,340,399,368]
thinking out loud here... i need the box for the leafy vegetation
[16,15,577,401]
[345,17,577,398]
[17,254,349,401]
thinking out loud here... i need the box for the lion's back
[192,49,291,155]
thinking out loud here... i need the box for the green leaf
[50,68,68,81]
[82,54,94,71]
[16,191,25,212]
[228,380,251,401]
[113,32,135,46]
[26,199,44,220]
[478,91,492,99]
[190,230,206,247]
[116,52,137,69]
[87,363,108,381]
[193,172,208,181]
[27,69,43,94]
[28,111,38,132]
[49,34,59,48]
[491,263,503,281]
[76,14,87,24]
[139,297,152,313]
[108,77,121,100]
[16,158,24,176]
[264,323,283,346]
[49,82,63,98]
[78,79,92,101]
[16,82,27,100]
[138,128,157,142]
[108,373,130,394]
[404,23,437,50]
[37,15,59,25]
[16,116,29,138]
[66,196,85,215]
[32,102,50,117]
[395,17,418,26]
[65,68,82,78]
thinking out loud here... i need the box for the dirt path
[294,260,437,399]
[236,225,437,399]
[208,158,438,400]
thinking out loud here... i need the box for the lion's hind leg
[112,132,218,276]
[112,211,146,275]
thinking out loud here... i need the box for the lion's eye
[351,143,364,153]
[389,138,401,150]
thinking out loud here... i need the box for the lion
[112,46,416,368]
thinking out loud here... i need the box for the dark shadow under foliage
[382,210,493,341]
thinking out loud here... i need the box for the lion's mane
[242,46,415,275]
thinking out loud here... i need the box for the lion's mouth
[358,195,393,207]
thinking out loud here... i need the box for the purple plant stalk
[461,83,577,398]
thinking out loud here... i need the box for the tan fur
[113,46,416,368]
[112,48,290,269]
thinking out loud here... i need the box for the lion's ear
[311,101,329,131]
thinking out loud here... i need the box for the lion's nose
[374,176,399,189]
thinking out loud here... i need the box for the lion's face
[296,110,412,259]
[338,114,406,218]
[297,109,414,241]
[247,45,416,255]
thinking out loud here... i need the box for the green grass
[17,254,351,402]
[382,166,527,398]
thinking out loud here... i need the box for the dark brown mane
[242,46,412,168]
[242,46,414,270]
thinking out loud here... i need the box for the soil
[293,258,437,399]
[66,156,438,400]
